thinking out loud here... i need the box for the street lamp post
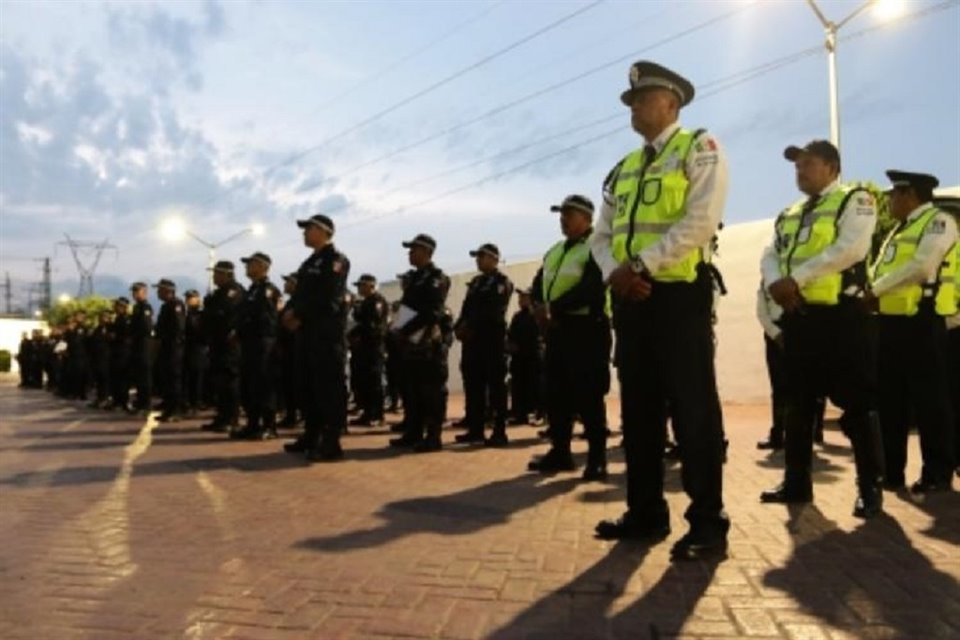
[805,0,903,156]
[161,220,265,292]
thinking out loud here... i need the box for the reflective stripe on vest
[775,184,864,305]
[542,237,591,315]
[610,128,701,283]
[872,206,958,317]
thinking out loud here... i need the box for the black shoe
[306,443,344,462]
[455,431,485,444]
[507,415,528,426]
[385,403,400,414]
[349,415,374,427]
[230,425,261,440]
[157,413,181,423]
[756,439,783,451]
[760,482,813,504]
[413,438,442,453]
[527,448,575,473]
[581,463,608,482]
[283,438,310,453]
[389,422,406,433]
[670,530,728,562]
[853,484,883,518]
[259,427,278,441]
[594,514,670,542]
[484,432,509,448]
[278,415,299,428]
[664,441,681,461]
[451,417,469,428]
[537,428,552,439]
[909,478,953,495]
[389,434,421,448]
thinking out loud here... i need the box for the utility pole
[39,257,51,311]
[1,272,11,314]
[56,235,118,297]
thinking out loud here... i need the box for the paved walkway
[0,379,957,639]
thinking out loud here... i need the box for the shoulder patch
[928,218,946,234]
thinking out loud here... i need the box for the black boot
[852,411,884,519]
[760,470,813,504]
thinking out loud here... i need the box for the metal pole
[826,26,841,153]
[207,247,216,294]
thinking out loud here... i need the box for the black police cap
[886,170,939,193]
[784,139,841,169]
[621,61,695,107]
[241,252,272,267]
[550,194,595,216]
[207,260,235,273]
[352,273,377,286]
[469,243,500,259]
[402,233,437,252]
[130,282,147,291]
[184,289,200,298]
[297,213,335,235]
[114,296,130,305]
[281,272,298,282]
[152,278,176,290]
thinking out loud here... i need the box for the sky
[1,0,958,311]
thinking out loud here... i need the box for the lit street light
[805,0,904,156]
[57,293,72,304]
[160,218,265,292]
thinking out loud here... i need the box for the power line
[333,0,958,232]
[202,0,606,208]
[308,2,753,190]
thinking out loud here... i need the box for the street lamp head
[250,223,266,237]
[57,293,72,304]
[873,0,905,22]
[160,217,187,242]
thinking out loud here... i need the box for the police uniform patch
[228,289,237,298]
[695,138,717,152]
[929,218,946,234]
[332,260,343,273]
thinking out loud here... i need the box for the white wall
[0,318,47,373]
[378,218,775,403]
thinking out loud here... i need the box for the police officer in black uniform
[282,213,351,462]
[528,195,611,481]
[88,310,112,408]
[348,274,389,426]
[183,289,206,417]
[277,273,300,427]
[234,252,282,440]
[128,282,154,414]
[507,289,543,424]
[389,234,450,453]
[202,261,245,432]
[108,297,131,410]
[154,279,186,422]
[454,243,513,447]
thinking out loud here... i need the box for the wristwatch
[629,256,648,274]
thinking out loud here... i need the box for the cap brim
[553,203,593,216]
[402,240,434,251]
[298,219,334,234]
[783,145,804,162]
[620,82,691,107]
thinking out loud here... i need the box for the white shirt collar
[905,202,934,223]
[646,122,681,152]
[819,180,840,197]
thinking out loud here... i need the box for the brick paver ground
[1,378,957,639]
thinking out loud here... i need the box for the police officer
[202,261,245,432]
[277,273,301,427]
[183,289,206,417]
[389,233,450,453]
[507,289,543,425]
[282,213,351,462]
[128,282,154,414]
[88,310,112,408]
[759,140,884,519]
[108,297,131,410]
[865,170,957,494]
[348,274,389,427]
[590,61,729,560]
[528,195,611,481]
[234,252,282,440]
[454,243,513,447]
[154,279,186,422]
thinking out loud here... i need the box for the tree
[44,295,114,327]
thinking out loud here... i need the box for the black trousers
[353,345,385,420]
[878,313,955,484]
[545,317,610,461]
[764,334,788,445]
[402,346,445,442]
[279,338,300,419]
[129,345,152,410]
[210,344,241,425]
[93,358,110,403]
[462,339,507,433]
[509,352,541,418]
[184,346,207,411]
[241,337,277,428]
[159,346,183,414]
[780,301,882,489]
[299,336,347,447]
[614,270,726,533]
[949,326,960,467]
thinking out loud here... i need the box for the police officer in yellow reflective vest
[760,140,885,518]
[590,61,729,561]
[528,195,611,481]
[864,170,957,494]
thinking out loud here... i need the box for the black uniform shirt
[156,297,186,349]
[456,269,513,338]
[292,243,351,340]
[130,300,154,346]
[203,281,245,347]
[351,292,389,346]
[398,263,449,337]
[239,278,281,340]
